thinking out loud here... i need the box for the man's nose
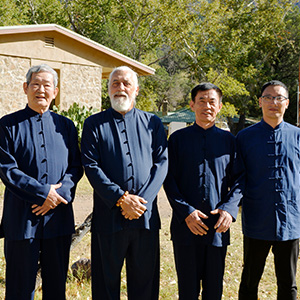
[37,84,45,92]
[118,82,125,90]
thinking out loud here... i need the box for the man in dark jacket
[0,64,83,300]
[81,66,168,300]
[164,82,240,300]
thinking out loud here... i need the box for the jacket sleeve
[163,134,196,223]
[0,123,50,206]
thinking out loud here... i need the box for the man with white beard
[81,66,168,300]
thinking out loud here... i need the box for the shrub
[52,103,96,143]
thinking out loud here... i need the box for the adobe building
[0,24,155,117]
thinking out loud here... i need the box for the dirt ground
[73,187,172,226]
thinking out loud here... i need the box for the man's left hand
[32,183,68,216]
[210,209,233,233]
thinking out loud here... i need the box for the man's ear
[23,82,28,95]
[190,100,195,111]
[54,87,59,99]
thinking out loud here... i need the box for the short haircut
[108,66,139,89]
[26,64,58,87]
[261,80,289,98]
[191,82,223,102]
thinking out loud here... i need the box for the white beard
[110,92,133,112]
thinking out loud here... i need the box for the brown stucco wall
[0,55,102,117]
[0,56,30,117]
[60,63,102,111]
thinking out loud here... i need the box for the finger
[34,208,45,215]
[216,224,228,233]
[192,225,207,235]
[32,205,45,214]
[53,182,62,189]
[59,198,68,205]
[56,194,68,205]
[188,222,208,235]
[138,198,148,204]
[198,212,208,219]
[32,204,38,209]
[215,218,231,233]
[134,207,146,215]
[32,207,40,214]
[210,209,219,215]
[41,208,51,216]
[199,220,209,231]
[214,217,224,229]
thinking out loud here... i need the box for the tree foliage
[2,0,300,128]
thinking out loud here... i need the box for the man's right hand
[120,194,147,220]
[185,210,209,236]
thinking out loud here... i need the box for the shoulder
[236,122,261,138]
[169,125,194,142]
[282,121,300,132]
[0,109,27,127]
[214,126,235,139]
[84,109,109,125]
[135,108,162,123]
[50,111,76,129]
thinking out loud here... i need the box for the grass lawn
[0,180,299,299]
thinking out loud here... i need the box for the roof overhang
[0,24,155,78]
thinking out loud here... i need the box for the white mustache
[113,92,127,98]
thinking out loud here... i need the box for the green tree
[0,0,68,26]
[182,0,298,128]
[0,0,24,25]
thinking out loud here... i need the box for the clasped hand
[185,209,232,236]
[32,183,68,216]
[120,194,147,220]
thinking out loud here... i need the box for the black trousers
[173,242,227,300]
[91,228,160,300]
[4,235,72,300]
[239,236,299,300]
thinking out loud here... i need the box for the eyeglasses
[261,95,288,104]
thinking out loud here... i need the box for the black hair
[261,80,289,98]
[191,82,223,102]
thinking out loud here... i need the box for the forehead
[262,85,287,96]
[31,71,54,82]
[110,70,135,83]
[195,89,219,99]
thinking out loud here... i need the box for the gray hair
[26,64,58,87]
[108,66,138,88]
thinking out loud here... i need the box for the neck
[116,107,132,116]
[263,117,283,128]
[195,120,215,130]
[28,104,49,115]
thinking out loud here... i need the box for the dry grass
[0,179,299,299]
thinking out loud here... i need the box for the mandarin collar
[24,105,51,119]
[193,122,216,133]
[260,118,285,131]
[111,107,135,119]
